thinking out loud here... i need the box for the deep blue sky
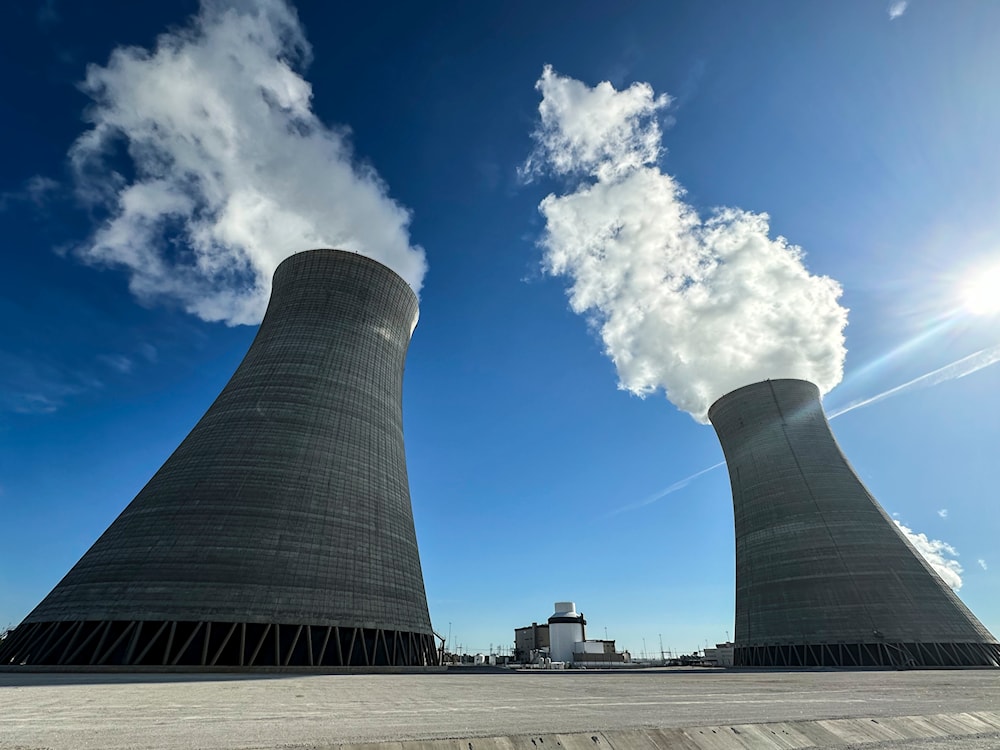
[2,0,999,657]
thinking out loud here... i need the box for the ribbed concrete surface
[10,250,434,655]
[709,379,997,663]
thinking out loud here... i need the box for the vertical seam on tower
[767,380,880,639]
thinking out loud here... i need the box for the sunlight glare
[962,263,1000,316]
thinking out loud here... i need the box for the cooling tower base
[1,620,439,668]
[736,641,1000,669]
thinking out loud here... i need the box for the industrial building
[513,622,550,663]
[709,378,1000,668]
[702,642,735,668]
[515,602,628,666]
[0,249,438,669]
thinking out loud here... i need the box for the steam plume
[69,0,425,325]
[526,66,847,423]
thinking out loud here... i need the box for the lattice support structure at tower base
[0,619,439,668]
[736,641,1000,669]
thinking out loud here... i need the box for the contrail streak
[616,342,1000,514]
[607,461,725,517]
[828,343,1000,419]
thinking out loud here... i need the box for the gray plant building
[1,249,438,669]
[709,378,999,668]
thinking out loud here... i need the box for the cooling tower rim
[276,248,417,297]
[707,378,820,420]
[273,249,419,330]
[277,247,387,271]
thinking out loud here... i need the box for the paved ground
[1,668,999,750]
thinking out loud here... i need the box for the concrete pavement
[1,668,999,749]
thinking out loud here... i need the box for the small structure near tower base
[548,601,586,663]
[515,601,628,666]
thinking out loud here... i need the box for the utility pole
[659,633,664,662]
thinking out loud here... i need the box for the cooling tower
[709,379,999,668]
[1,249,438,669]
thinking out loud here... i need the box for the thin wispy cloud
[68,0,425,326]
[0,351,98,415]
[0,175,59,211]
[888,1,909,20]
[97,354,134,374]
[618,343,1000,514]
[526,66,847,424]
[7,393,63,415]
[979,559,988,571]
[138,343,159,364]
[829,343,1000,419]
[894,519,962,590]
[37,0,59,26]
[24,176,59,205]
[608,462,724,517]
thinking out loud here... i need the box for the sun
[961,262,1000,316]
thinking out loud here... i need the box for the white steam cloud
[69,0,425,325]
[894,519,963,590]
[526,67,847,423]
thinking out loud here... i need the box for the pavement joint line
[321,713,1000,750]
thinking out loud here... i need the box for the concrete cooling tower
[709,379,999,668]
[0,249,438,669]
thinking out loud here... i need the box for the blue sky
[2,0,999,658]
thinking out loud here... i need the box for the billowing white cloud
[527,67,847,423]
[522,66,669,182]
[894,519,963,590]
[69,0,425,326]
[888,1,909,20]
